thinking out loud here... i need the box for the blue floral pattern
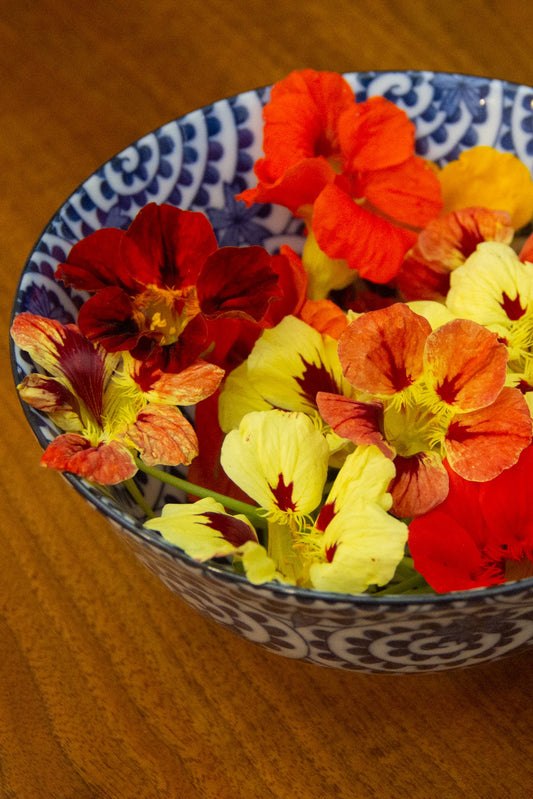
[10,71,533,673]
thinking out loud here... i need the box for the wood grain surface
[3,1,533,797]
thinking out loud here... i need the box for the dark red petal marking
[500,291,526,321]
[315,501,337,532]
[270,473,297,512]
[204,512,257,548]
[295,359,339,404]
[56,326,107,424]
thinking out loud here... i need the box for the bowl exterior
[11,71,533,672]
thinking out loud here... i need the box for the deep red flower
[56,203,282,371]
[408,448,533,592]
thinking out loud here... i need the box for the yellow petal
[438,146,533,229]
[220,409,330,520]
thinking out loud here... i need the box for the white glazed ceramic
[11,71,533,673]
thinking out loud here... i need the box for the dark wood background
[2,1,533,796]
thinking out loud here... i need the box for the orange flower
[237,70,442,285]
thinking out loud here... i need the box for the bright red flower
[56,203,281,372]
[237,69,442,284]
[408,448,533,592]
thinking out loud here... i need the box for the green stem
[134,457,267,529]
[124,477,156,519]
[373,572,434,596]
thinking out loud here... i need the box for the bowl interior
[11,70,533,605]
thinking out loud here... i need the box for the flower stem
[134,457,267,529]
[124,478,156,519]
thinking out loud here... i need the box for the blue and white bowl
[10,70,533,674]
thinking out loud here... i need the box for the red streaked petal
[316,393,394,457]
[312,184,417,283]
[445,387,532,481]
[418,207,514,266]
[202,512,258,548]
[389,451,449,518]
[424,319,508,410]
[339,95,415,172]
[128,406,198,466]
[197,246,279,321]
[338,303,430,395]
[298,299,348,338]
[17,374,78,414]
[41,434,136,484]
[143,360,224,405]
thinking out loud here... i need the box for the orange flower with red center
[317,302,532,517]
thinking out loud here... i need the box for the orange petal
[445,387,532,481]
[316,393,394,457]
[41,434,137,484]
[298,299,348,338]
[142,360,225,405]
[424,319,508,410]
[388,451,449,518]
[312,183,417,283]
[338,303,430,395]
[127,406,198,466]
[338,95,416,172]
[236,157,335,214]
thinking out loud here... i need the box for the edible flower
[11,312,223,484]
[408,447,533,592]
[237,69,442,289]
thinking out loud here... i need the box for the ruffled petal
[338,303,430,395]
[127,405,198,466]
[316,393,394,457]
[220,410,329,519]
[311,183,417,283]
[438,146,533,230]
[41,433,137,484]
[445,387,532,481]
[388,451,449,518]
[197,246,279,322]
[423,319,508,410]
[236,157,335,214]
[133,359,224,405]
[338,95,415,172]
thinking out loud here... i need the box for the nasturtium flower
[237,69,442,288]
[446,241,533,365]
[218,315,357,456]
[308,446,407,593]
[408,447,533,592]
[11,312,223,484]
[220,410,330,525]
[397,207,514,303]
[55,203,281,372]
[438,146,533,230]
[317,302,532,517]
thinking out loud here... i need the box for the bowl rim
[10,67,533,607]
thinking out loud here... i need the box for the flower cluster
[13,69,533,595]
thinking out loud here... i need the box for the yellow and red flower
[317,302,532,517]
[11,312,223,484]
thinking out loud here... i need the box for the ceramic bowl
[11,70,533,674]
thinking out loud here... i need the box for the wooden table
[3,1,533,796]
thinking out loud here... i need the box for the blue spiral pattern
[10,71,533,672]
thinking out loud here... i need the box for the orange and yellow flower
[317,302,532,517]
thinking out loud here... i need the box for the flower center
[383,385,453,457]
[132,284,200,345]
